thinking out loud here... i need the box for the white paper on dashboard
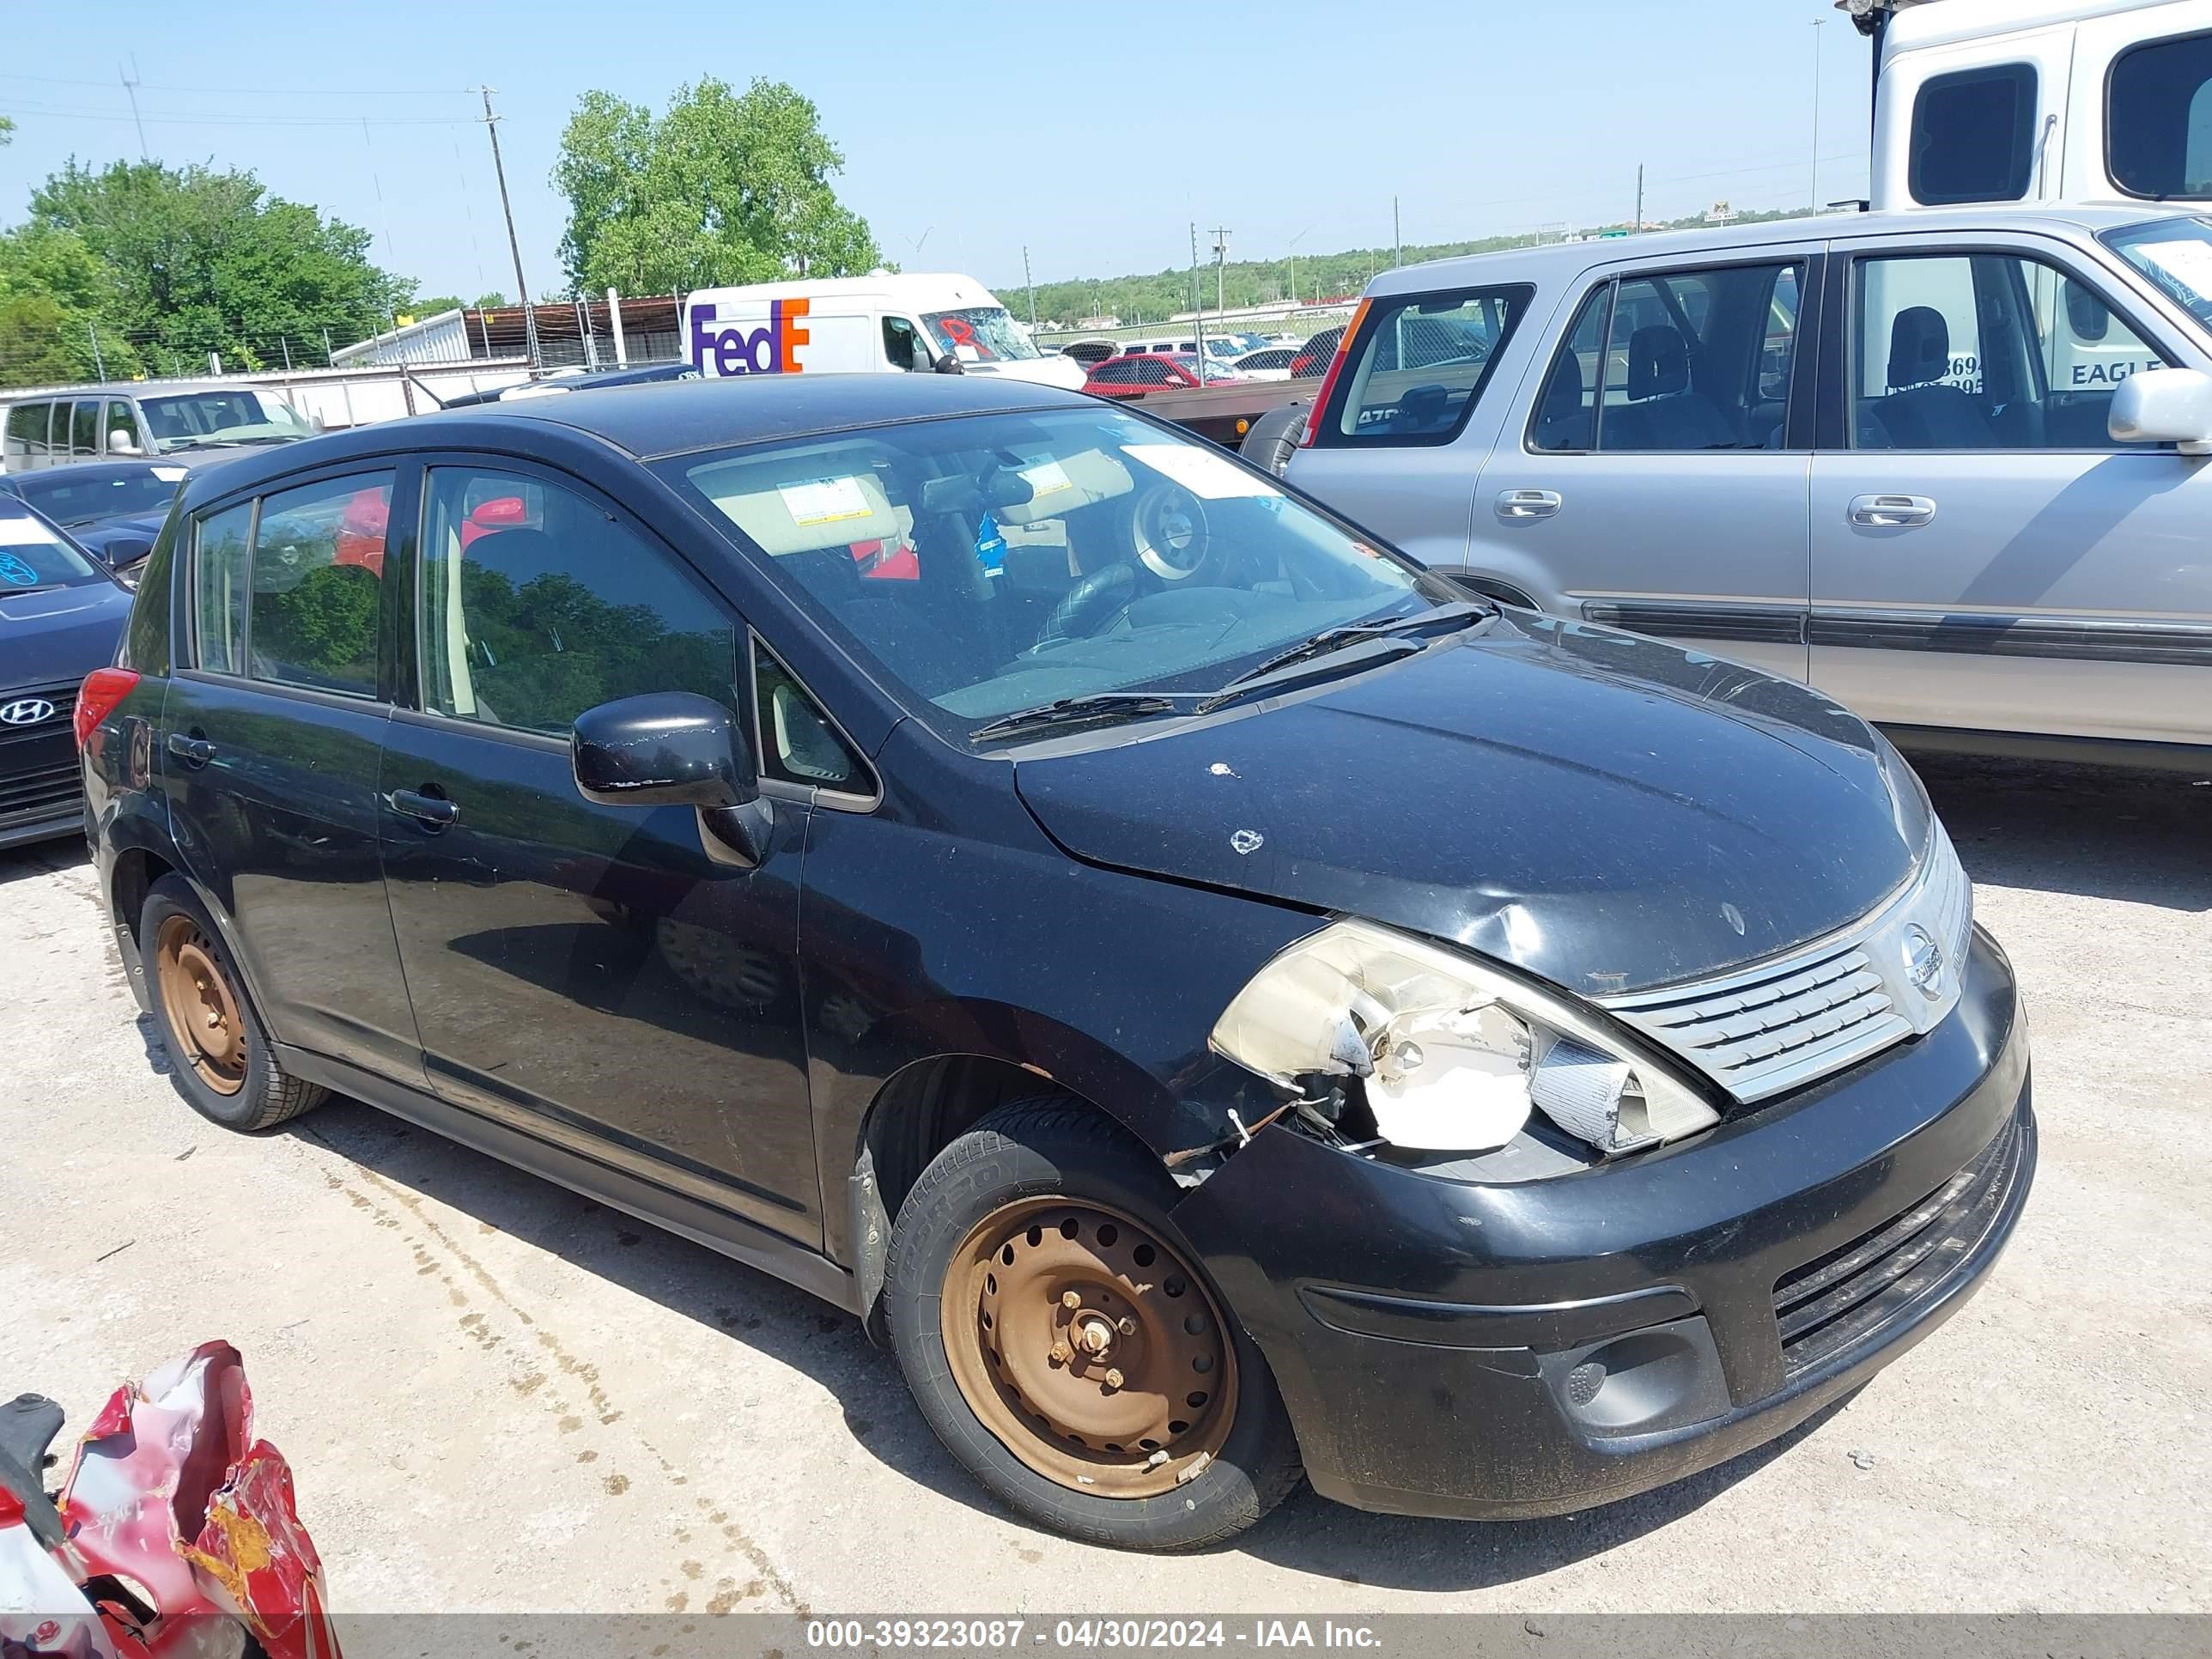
[1121,443,1280,500]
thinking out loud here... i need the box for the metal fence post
[607,287,628,368]
[88,322,106,383]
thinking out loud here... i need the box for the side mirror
[2109,366,2212,455]
[109,434,142,457]
[571,692,769,866]
[933,349,965,375]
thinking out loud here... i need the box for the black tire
[138,873,326,1133]
[1238,399,1307,477]
[887,1097,1303,1551]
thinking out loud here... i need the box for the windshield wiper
[1203,601,1491,701]
[969,690,1206,744]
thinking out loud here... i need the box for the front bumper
[1172,925,2033,1520]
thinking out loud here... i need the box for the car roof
[169,372,1098,500]
[1364,202,2198,297]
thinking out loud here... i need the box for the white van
[2,380,316,473]
[1863,0,2212,210]
[683,273,1085,390]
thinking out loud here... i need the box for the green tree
[407,294,468,319]
[553,78,880,295]
[27,159,412,368]
[0,222,139,386]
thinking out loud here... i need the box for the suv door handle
[389,787,459,829]
[1496,489,1562,521]
[165,732,216,767]
[1848,493,1937,528]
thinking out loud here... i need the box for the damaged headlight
[1209,920,1720,1158]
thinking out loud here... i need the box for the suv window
[1534,262,1802,453]
[1318,284,1530,445]
[418,466,738,738]
[192,502,254,675]
[247,473,393,696]
[70,400,100,459]
[753,639,871,793]
[2110,31,2212,198]
[1911,64,2038,205]
[1851,252,2167,450]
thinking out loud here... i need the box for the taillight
[1297,301,1369,451]
[76,666,139,750]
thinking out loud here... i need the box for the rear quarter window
[1313,284,1532,447]
[1910,63,2039,204]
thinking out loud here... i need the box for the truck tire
[1238,400,1307,477]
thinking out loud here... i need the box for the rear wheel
[888,1098,1302,1550]
[139,875,325,1132]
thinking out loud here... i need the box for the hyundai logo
[1901,924,1945,1000]
[0,696,56,727]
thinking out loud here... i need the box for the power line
[0,100,477,128]
[0,70,477,96]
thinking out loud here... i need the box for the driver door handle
[1496,489,1562,521]
[389,787,459,828]
[165,732,216,767]
[1848,493,1937,528]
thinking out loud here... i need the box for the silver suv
[1283,204,2212,766]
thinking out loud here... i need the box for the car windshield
[0,505,108,589]
[2102,216,2212,331]
[138,390,314,453]
[659,406,1450,746]
[923,307,1042,363]
[13,465,186,526]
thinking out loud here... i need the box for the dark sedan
[78,374,2030,1550]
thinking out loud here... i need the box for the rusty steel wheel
[941,1196,1237,1499]
[154,913,247,1097]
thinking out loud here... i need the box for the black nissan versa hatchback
[79,374,2033,1550]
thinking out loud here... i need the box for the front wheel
[887,1098,1302,1551]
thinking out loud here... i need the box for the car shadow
[1909,751,2211,911]
[0,839,87,887]
[283,1094,1829,1577]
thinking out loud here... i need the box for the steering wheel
[1130,482,1215,583]
[1034,560,1140,650]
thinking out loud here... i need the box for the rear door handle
[1848,493,1937,528]
[1496,489,1562,521]
[165,732,216,767]
[389,787,459,828]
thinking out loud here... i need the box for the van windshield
[923,307,1042,363]
[138,390,314,453]
[659,406,1458,746]
[2101,216,2212,331]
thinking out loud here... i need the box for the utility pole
[1635,164,1644,233]
[479,87,541,374]
[1393,197,1401,266]
[119,58,148,161]
[1189,222,1205,361]
[1811,18,1826,210]
[1023,246,1036,327]
[1209,225,1231,317]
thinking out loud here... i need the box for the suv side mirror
[571,691,769,866]
[2110,366,2212,454]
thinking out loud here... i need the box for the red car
[1080,352,1243,398]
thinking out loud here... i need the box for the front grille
[0,681,76,749]
[1772,1112,2026,1378]
[0,761,81,827]
[1602,821,1975,1103]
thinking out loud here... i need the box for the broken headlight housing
[1209,920,1720,1158]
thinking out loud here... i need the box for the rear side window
[1315,284,1531,446]
[192,504,253,675]
[1911,64,2038,204]
[2109,31,2212,198]
[3,403,53,463]
[247,474,392,696]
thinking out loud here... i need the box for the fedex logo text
[691,298,811,376]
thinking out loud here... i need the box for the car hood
[1011,615,1921,996]
[0,580,134,690]
[71,514,167,564]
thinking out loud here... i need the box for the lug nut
[1103,1368,1124,1390]
[1051,1340,1072,1363]
[1060,1290,1083,1310]
[1117,1316,1137,1336]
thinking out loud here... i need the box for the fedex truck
[682,273,1086,389]
[1854,0,2212,210]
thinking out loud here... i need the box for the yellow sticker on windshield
[777,476,871,526]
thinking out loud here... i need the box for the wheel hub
[155,915,246,1097]
[941,1198,1237,1498]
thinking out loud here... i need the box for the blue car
[0,495,134,848]
[0,458,226,583]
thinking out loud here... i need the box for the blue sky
[2,0,1875,314]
